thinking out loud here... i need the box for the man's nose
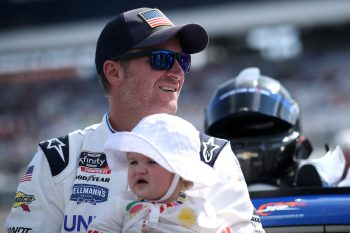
[168,59,185,79]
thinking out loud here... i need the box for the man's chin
[151,103,178,115]
[167,104,177,114]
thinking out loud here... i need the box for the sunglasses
[113,49,191,73]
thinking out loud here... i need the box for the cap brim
[104,132,219,186]
[133,24,208,54]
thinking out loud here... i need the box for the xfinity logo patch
[79,152,111,174]
[70,184,108,205]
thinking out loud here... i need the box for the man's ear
[103,60,123,86]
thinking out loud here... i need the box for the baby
[87,113,233,233]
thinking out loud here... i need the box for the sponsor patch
[79,151,111,174]
[12,191,35,212]
[76,175,110,183]
[70,184,108,205]
[7,226,32,233]
[251,215,261,223]
[64,215,95,232]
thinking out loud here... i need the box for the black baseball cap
[95,7,209,75]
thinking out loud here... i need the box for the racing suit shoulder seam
[199,133,228,167]
[38,134,69,177]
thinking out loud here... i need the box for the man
[5,8,263,233]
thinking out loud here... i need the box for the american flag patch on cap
[139,8,174,28]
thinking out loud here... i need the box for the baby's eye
[128,160,138,166]
[148,159,159,165]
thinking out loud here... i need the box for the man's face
[118,37,185,116]
[127,152,174,201]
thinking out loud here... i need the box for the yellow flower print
[177,207,197,228]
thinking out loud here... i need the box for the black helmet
[205,67,301,184]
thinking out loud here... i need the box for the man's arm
[210,143,265,233]
[5,146,66,232]
[197,134,265,233]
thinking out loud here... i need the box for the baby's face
[127,152,174,200]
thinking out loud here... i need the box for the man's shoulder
[38,134,70,176]
[38,121,104,176]
[70,121,103,137]
[199,133,228,144]
[199,133,229,167]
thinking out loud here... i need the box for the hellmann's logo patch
[70,184,108,205]
[12,191,35,212]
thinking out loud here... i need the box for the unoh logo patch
[70,184,108,205]
[12,191,35,212]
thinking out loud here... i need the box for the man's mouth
[160,85,176,92]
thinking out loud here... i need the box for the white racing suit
[5,114,264,233]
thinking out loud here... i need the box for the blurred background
[1,0,350,228]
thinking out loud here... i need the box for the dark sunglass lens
[151,50,190,73]
[152,51,174,70]
[178,53,191,73]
